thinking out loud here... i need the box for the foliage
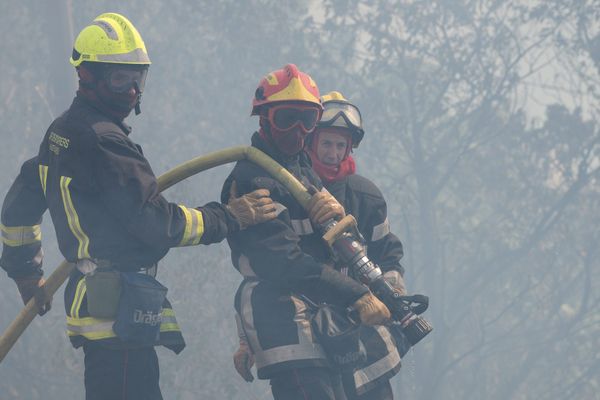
[0,1,598,399]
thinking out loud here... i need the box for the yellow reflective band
[177,205,204,246]
[0,224,42,247]
[160,308,180,332]
[70,278,87,319]
[38,164,48,196]
[60,176,91,259]
[66,316,117,340]
[66,308,181,340]
[160,323,180,332]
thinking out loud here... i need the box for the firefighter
[222,65,391,400]
[0,13,277,400]
[307,91,409,399]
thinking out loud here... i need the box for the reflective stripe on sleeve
[159,308,181,332]
[238,254,257,277]
[272,202,287,217]
[38,164,48,196]
[0,224,41,247]
[290,218,314,235]
[60,176,91,259]
[371,218,390,242]
[177,205,205,246]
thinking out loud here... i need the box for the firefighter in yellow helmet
[222,66,390,399]
[307,91,410,399]
[0,13,276,400]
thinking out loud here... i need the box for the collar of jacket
[73,93,133,136]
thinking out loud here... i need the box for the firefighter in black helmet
[1,13,276,400]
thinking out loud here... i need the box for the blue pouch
[113,272,167,347]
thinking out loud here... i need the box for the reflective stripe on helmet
[95,48,151,64]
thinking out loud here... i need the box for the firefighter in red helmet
[222,65,390,399]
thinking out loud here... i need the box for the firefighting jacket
[221,132,368,307]
[0,94,239,349]
[324,174,405,277]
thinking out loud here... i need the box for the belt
[76,259,158,277]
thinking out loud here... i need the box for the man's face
[316,129,350,166]
[264,103,321,156]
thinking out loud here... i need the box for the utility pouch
[85,268,122,319]
[312,304,366,370]
[113,272,167,347]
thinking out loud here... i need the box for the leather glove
[383,270,407,295]
[307,190,345,225]
[14,276,52,316]
[352,292,390,326]
[227,181,277,229]
[233,337,255,382]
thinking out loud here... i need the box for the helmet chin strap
[77,64,142,117]
[134,81,142,115]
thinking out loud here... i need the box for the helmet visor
[269,104,322,133]
[104,67,148,94]
[320,101,362,131]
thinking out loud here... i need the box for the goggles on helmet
[267,104,322,133]
[319,101,363,131]
[103,66,148,94]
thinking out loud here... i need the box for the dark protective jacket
[324,173,406,396]
[325,174,404,277]
[1,94,239,350]
[222,133,368,378]
[222,133,367,306]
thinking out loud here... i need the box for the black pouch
[113,272,167,347]
[312,304,366,370]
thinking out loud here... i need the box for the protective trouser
[270,367,347,400]
[83,342,162,400]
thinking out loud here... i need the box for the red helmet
[251,64,322,115]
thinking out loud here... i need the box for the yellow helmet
[320,91,347,103]
[319,91,364,148]
[70,13,151,67]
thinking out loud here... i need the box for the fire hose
[0,145,431,362]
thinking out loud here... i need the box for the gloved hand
[307,190,345,225]
[352,292,390,326]
[14,276,52,316]
[383,270,407,295]
[233,337,255,382]
[227,181,277,229]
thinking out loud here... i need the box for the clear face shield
[320,101,363,131]
[103,66,148,94]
